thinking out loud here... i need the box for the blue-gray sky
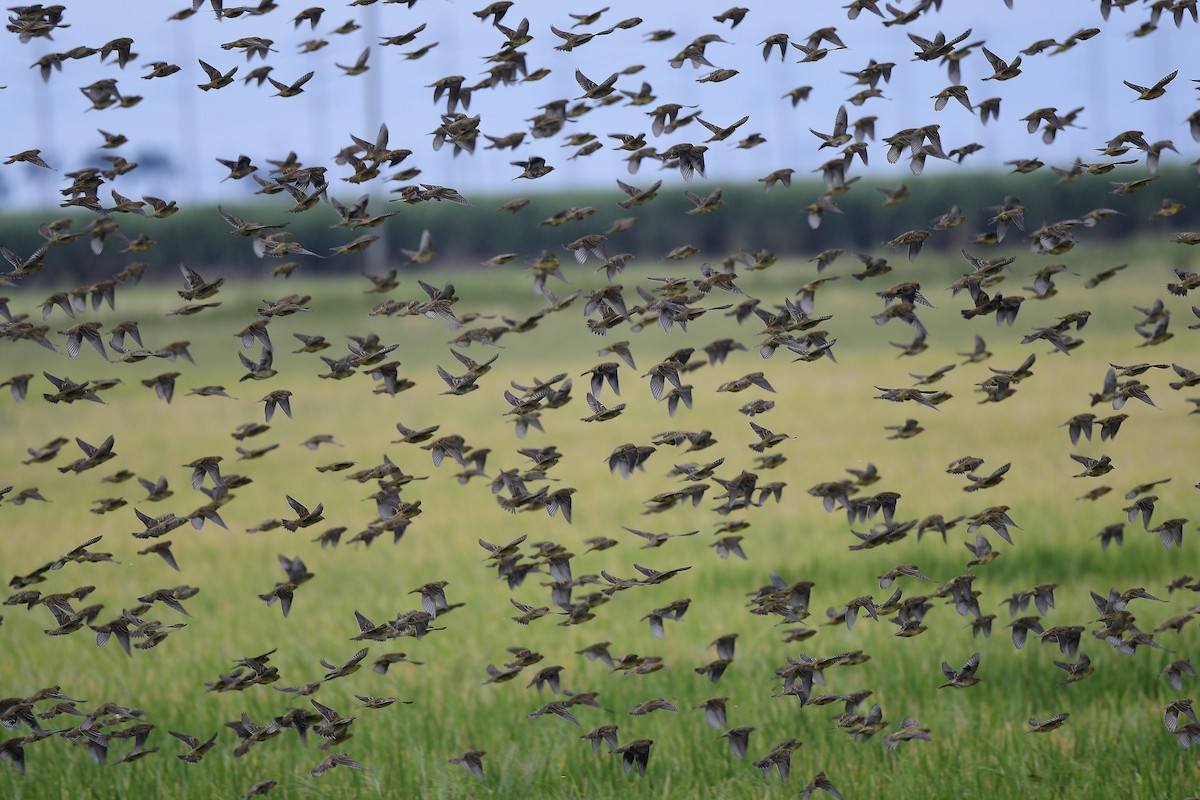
[1,0,1196,208]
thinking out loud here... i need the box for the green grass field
[1,243,1198,799]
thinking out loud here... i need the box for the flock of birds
[2,0,1200,796]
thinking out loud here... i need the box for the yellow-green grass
[1,244,1198,799]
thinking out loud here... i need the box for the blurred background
[1,0,1197,284]
[0,0,1195,206]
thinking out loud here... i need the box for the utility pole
[363,2,387,272]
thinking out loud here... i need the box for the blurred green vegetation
[2,166,1197,287]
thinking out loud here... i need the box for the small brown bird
[629,698,678,716]
[582,723,619,753]
[311,752,367,777]
[260,390,293,422]
[964,463,1011,492]
[170,730,217,763]
[5,149,52,169]
[319,648,368,683]
[409,581,450,618]
[714,7,749,27]
[336,48,371,76]
[581,393,624,422]
[1159,658,1197,691]
[1164,698,1198,735]
[1123,69,1178,100]
[197,60,238,91]
[241,779,277,798]
[269,71,313,97]
[564,234,608,264]
[1027,714,1070,733]
[980,47,1022,81]
[1149,518,1187,549]
[510,598,554,625]
[1041,625,1086,657]
[939,652,981,687]
[528,700,578,726]
[721,726,755,758]
[511,156,554,180]
[801,771,846,799]
[607,444,656,478]
[883,717,932,751]
[1071,454,1113,478]
[612,739,653,776]
[282,495,323,532]
[886,419,924,439]
[448,750,486,781]
[575,69,618,100]
[1053,653,1095,684]
[783,85,814,106]
[753,738,803,784]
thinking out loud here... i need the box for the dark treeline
[2,166,1196,287]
